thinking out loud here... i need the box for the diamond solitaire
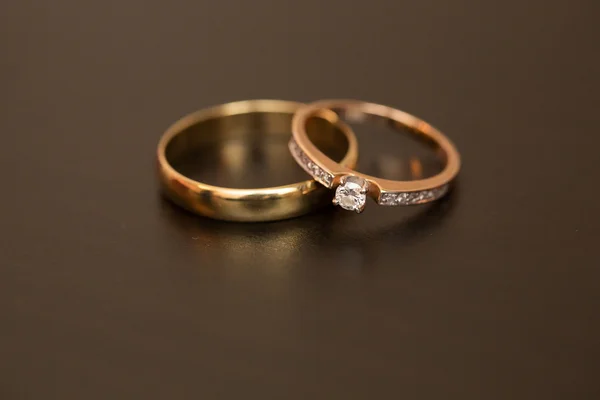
[333,176,369,213]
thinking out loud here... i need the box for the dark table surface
[2,1,599,398]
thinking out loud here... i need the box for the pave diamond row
[289,138,449,205]
[378,184,449,206]
[288,139,334,188]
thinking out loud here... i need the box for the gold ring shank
[291,99,461,207]
[157,100,358,222]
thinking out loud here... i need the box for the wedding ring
[157,100,358,221]
[290,99,460,213]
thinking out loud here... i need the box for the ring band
[157,100,358,222]
[290,99,460,213]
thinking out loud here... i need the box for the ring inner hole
[166,112,349,188]
[338,110,444,181]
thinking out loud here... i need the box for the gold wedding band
[157,100,358,222]
[290,99,460,213]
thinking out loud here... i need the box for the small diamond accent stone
[334,176,369,212]
[407,192,423,203]
[310,164,321,176]
[379,192,397,205]
[321,172,333,186]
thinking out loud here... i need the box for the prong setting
[333,175,369,212]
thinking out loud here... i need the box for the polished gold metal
[290,99,461,212]
[157,100,358,222]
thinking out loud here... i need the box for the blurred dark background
[1,1,599,399]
